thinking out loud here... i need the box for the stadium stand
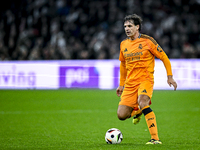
[0,0,200,60]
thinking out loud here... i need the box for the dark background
[0,0,199,60]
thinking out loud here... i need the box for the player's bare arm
[116,86,124,97]
[167,75,177,91]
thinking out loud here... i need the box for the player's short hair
[124,14,143,31]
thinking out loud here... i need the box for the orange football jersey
[119,34,172,87]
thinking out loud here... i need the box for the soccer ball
[105,128,123,144]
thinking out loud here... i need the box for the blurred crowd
[0,0,200,60]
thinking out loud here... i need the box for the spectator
[0,0,200,60]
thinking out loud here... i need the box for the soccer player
[116,14,177,144]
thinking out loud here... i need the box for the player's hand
[167,75,177,91]
[116,86,124,97]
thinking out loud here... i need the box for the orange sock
[142,106,159,140]
[131,109,142,117]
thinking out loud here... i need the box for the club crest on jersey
[138,44,143,49]
[124,48,128,52]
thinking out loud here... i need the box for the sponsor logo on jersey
[124,52,143,61]
[125,52,143,57]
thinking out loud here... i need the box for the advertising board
[0,59,199,90]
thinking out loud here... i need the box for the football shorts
[119,80,154,109]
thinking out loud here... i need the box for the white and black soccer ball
[105,128,123,144]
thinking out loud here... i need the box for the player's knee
[117,111,129,120]
[117,113,127,120]
[117,105,132,120]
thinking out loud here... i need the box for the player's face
[124,21,139,38]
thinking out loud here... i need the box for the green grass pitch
[0,89,199,150]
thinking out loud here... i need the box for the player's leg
[117,104,142,120]
[117,86,141,120]
[117,105,133,120]
[138,95,161,144]
[138,81,162,144]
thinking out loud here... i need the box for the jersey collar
[138,33,141,39]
